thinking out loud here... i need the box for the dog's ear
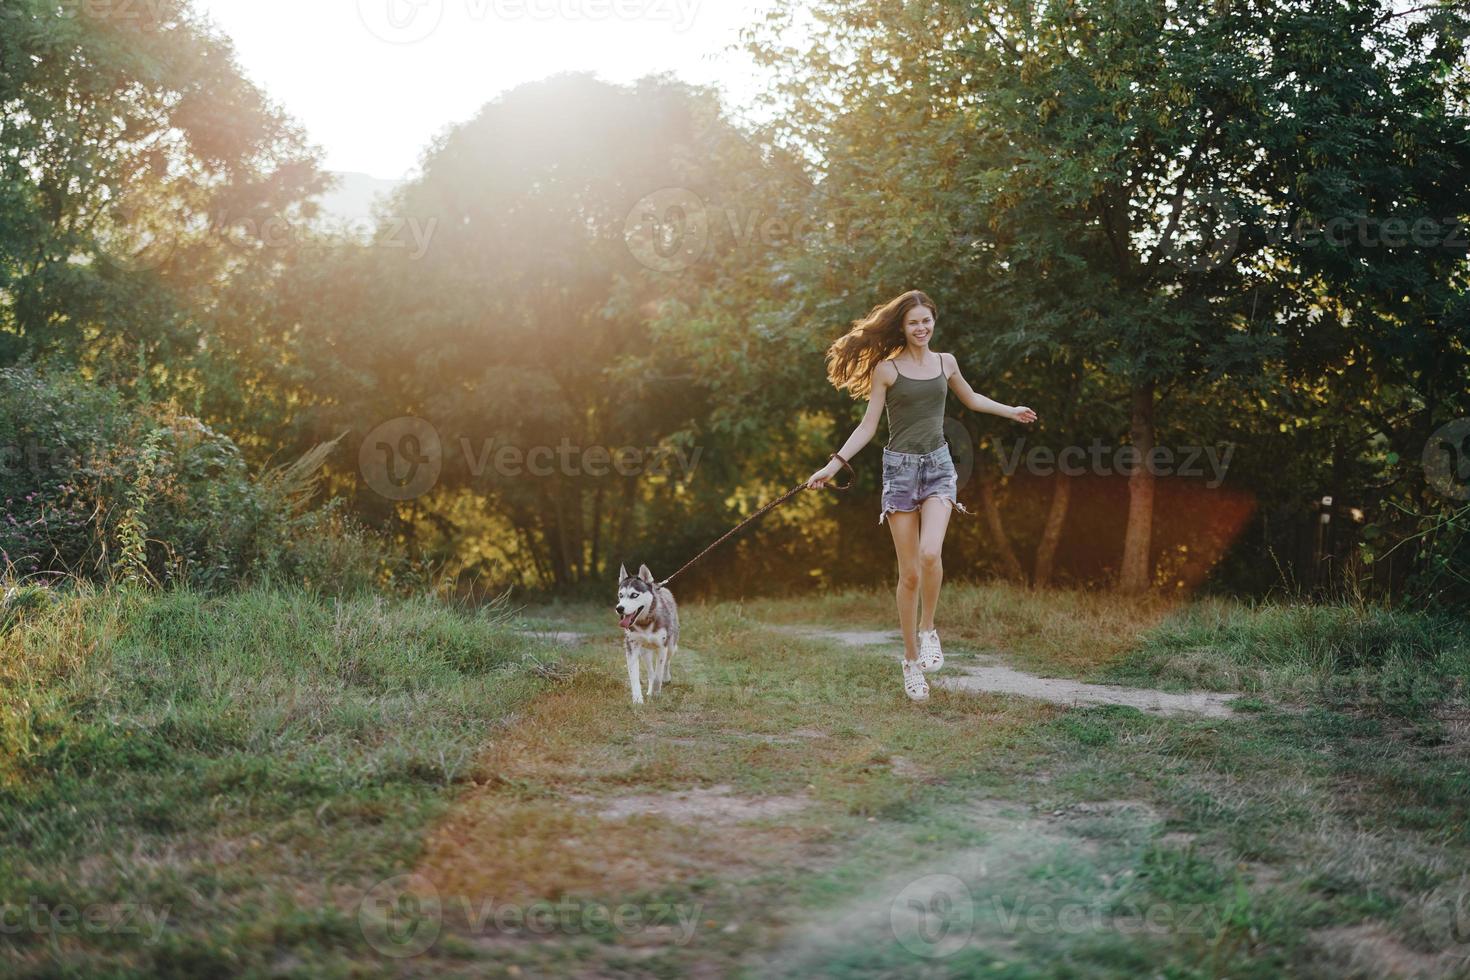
[618,562,628,580]
[638,563,653,583]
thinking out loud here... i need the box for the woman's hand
[1010,405,1038,424]
[806,460,840,489]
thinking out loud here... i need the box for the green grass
[1095,594,1470,715]
[1,583,552,976]
[3,581,1467,977]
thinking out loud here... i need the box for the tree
[276,73,809,590]
[0,0,325,394]
[742,0,1470,594]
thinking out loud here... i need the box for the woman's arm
[943,353,1038,423]
[807,362,892,487]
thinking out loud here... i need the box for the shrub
[0,363,395,594]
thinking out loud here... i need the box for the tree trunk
[1033,472,1072,589]
[1033,357,1082,588]
[548,485,571,588]
[976,457,1026,583]
[1118,379,1156,594]
[611,475,637,570]
[570,478,587,585]
[514,516,550,588]
[589,481,604,578]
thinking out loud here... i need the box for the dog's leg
[625,634,643,705]
[641,647,656,697]
[662,642,674,684]
[650,644,668,695]
[654,644,671,690]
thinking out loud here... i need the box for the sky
[194,0,783,179]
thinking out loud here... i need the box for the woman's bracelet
[817,452,856,490]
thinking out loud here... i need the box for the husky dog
[615,563,679,704]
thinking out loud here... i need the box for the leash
[655,453,857,589]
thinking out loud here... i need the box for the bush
[1390,502,1470,615]
[0,362,395,593]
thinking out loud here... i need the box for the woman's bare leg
[887,509,922,660]
[917,496,953,632]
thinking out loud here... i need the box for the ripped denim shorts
[879,443,974,525]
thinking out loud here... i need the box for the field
[2,582,1468,978]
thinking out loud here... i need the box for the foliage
[3,0,1469,604]
[0,362,393,594]
[0,0,327,395]
[729,0,1470,597]
[264,72,814,590]
[1370,500,1470,612]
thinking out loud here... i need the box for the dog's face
[615,562,656,628]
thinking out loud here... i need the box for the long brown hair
[824,289,937,399]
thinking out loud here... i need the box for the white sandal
[901,657,930,702]
[917,628,944,672]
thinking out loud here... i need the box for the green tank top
[884,360,948,453]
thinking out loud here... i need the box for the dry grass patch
[409,665,829,909]
[743,580,1181,675]
[408,620,1051,923]
[1308,921,1465,979]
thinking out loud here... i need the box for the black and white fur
[615,563,679,704]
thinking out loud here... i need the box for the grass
[1096,594,1470,712]
[742,579,1182,675]
[1,580,1467,977]
[1,582,551,976]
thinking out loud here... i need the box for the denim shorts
[879,443,974,525]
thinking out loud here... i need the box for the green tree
[742,0,1470,594]
[274,73,810,590]
[0,0,326,393]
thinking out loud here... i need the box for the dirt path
[433,619,1085,974]
[437,618,1258,974]
[435,628,1052,974]
[765,624,1242,718]
[513,627,590,645]
[435,612,1456,975]
[517,624,1243,717]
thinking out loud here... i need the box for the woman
[805,290,1038,703]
